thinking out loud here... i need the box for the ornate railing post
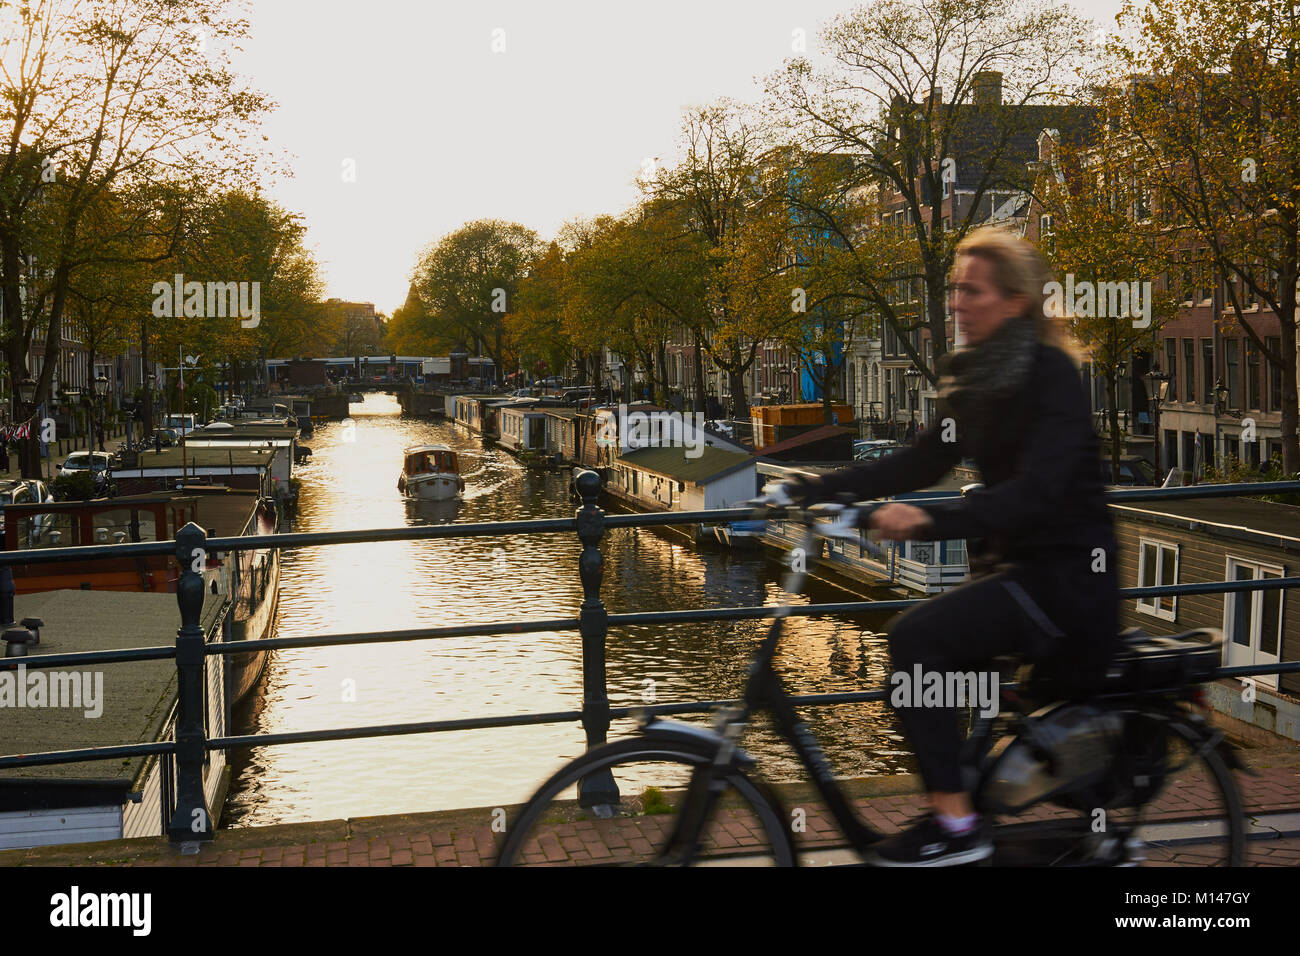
[168,522,213,848]
[575,469,618,810]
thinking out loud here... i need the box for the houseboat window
[19,511,78,550]
[1137,538,1178,621]
[89,509,158,545]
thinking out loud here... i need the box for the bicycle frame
[648,609,884,862]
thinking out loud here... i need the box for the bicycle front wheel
[494,736,796,867]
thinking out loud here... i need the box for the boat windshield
[410,450,457,473]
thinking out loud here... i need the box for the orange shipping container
[751,403,853,449]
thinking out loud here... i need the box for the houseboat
[754,461,971,595]
[398,444,464,501]
[2,486,281,704]
[1109,494,1300,745]
[497,401,558,466]
[0,588,232,850]
[452,395,499,437]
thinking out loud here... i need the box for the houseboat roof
[112,447,277,473]
[1,588,225,785]
[1109,495,1300,552]
[755,460,970,493]
[404,444,453,455]
[618,445,755,485]
[543,408,582,420]
[189,423,299,440]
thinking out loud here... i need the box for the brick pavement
[2,752,1296,868]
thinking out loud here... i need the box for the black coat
[817,342,1117,569]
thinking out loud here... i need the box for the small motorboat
[399,444,464,500]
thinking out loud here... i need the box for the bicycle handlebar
[743,487,891,597]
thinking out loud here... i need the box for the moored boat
[398,444,464,501]
[2,486,280,703]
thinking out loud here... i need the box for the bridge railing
[1,473,1299,847]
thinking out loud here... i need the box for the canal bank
[4,747,1299,866]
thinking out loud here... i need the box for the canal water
[222,394,913,827]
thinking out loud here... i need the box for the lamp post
[145,371,156,437]
[1146,367,1171,478]
[904,367,921,426]
[1213,379,1238,472]
[17,376,36,479]
[93,373,109,452]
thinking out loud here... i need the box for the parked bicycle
[495,494,1245,867]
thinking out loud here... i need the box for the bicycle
[494,493,1247,867]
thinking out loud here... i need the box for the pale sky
[236,0,1126,315]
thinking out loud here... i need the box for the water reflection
[222,393,912,828]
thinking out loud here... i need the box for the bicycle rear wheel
[494,736,796,867]
[982,714,1244,866]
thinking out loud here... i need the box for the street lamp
[1146,367,1171,478]
[904,366,922,429]
[15,377,36,479]
[93,373,109,452]
[777,367,792,405]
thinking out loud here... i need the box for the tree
[161,189,326,401]
[1107,0,1300,472]
[0,0,270,474]
[765,0,1094,382]
[649,101,765,413]
[1036,134,1179,477]
[410,220,541,378]
[509,242,576,381]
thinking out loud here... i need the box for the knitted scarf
[935,312,1040,451]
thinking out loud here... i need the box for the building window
[1224,557,1283,689]
[1267,336,1281,411]
[1165,339,1178,402]
[1137,539,1179,621]
[1246,338,1261,410]
[1225,338,1239,410]
[1201,339,1214,404]
[1182,339,1194,405]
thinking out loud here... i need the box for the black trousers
[886,552,1119,794]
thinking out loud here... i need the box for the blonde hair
[953,226,1083,367]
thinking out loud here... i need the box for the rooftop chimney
[973,71,1003,107]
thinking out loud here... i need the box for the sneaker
[866,812,993,867]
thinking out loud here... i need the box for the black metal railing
[2,472,1299,846]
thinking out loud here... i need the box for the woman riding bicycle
[783,227,1120,866]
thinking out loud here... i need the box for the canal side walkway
[3,748,1299,867]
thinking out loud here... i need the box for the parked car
[855,441,904,462]
[163,413,198,435]
[58,451,113,477]
[56,451,116,496]
[146,428,179,448]
[0,479,54,533]
[1100,454,1158,486]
